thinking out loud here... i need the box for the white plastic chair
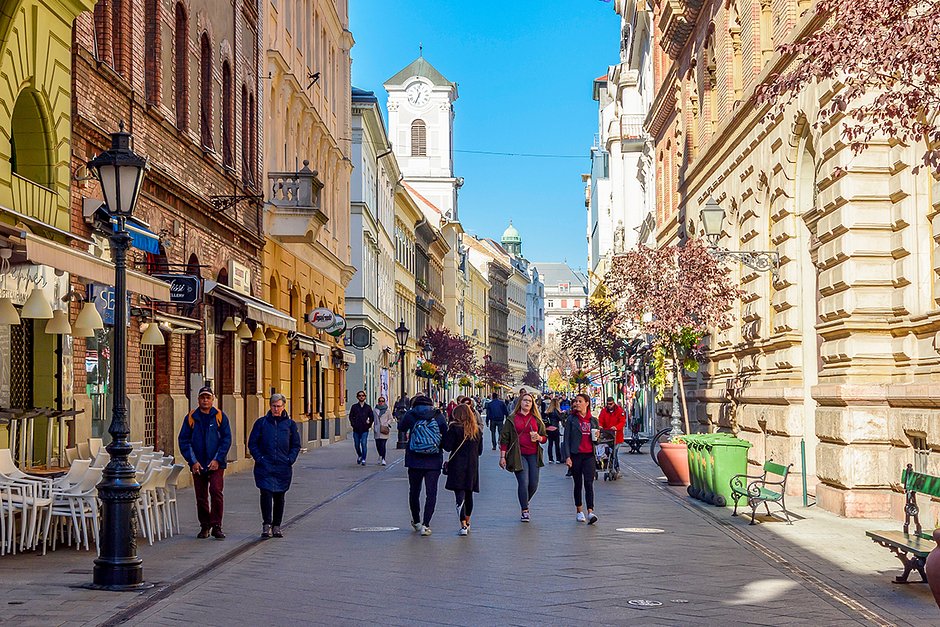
[89,450,110,469]
[76,441,91,460]
[65,447,79,465]
[157,464,185,536]
[88,438,103,459]
[134,460,163,544]
[44,467,103,552]
[51,459,91,493]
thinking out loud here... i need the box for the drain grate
[350,526,400,532]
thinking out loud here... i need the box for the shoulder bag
[442,435,467,475]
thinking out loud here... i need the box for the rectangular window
[561,299,567,308]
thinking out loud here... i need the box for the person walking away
[544,398,564,463]
[248,393,301,538]
[442,404,484,536]
[373,396,392,465]
[178,386,232,539]
[597,397,626,471]
[349,390,374,465]
[398,395,447,536]
[499,392,547,522]
[485,392,508,451]
[562,393,600,525]
[560,396,571,413]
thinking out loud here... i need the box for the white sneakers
[412,521,423,532]
[588,513,598,525]
[420,526,433,536]
[458,527,469,536]
[380,459,387,466]
[576,511,586,523]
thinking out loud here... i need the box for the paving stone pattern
[1,434,936,626]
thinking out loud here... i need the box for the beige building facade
[649,0,938,518]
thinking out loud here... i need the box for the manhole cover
[616,527,665,534]
[628,599,663,607]
[350,526,399,532]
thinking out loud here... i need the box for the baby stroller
[595,428,620,481]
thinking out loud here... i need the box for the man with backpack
[178,386,232,539]
[397,394,447,536]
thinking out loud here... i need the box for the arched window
[10,90,53,186]
[93,1,113,65]
[145,0,161,104]
[411,119,427,157]
[111,0,128,76]
[199,33,214,150]
[221,60,233,167]
[174,3,189,130]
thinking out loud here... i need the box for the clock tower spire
[384,56,460,221]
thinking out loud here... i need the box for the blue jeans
[515,453,539,510]
[353,431,369,461]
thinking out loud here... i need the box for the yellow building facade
[262,0,356,443]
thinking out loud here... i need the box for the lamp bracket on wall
[707,246,780,281]
[210,193,263,214]
[306,72,321,90]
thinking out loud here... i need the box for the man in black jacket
[484,392,509,451]
[349,390,374,465]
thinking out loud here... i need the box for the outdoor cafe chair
[44,467,102,553]
[76,441,91,460]
[51,459,91,493]
[65,447,79,465]
[88,438,103,459]
[89,450,109,469]
[157,464,185,536]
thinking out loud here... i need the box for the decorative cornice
[656,0,706,59]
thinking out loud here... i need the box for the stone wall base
[816,484,894,518]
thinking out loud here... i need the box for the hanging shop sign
[349,325,372,349]
[88,283,130,327]
[152,274,201,305]
[325,314,347,338]
[308,307,336,329]
[228,260,251,296]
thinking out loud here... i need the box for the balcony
[12,173,64,230]
[658,0,705,59]
[266,161,327,243]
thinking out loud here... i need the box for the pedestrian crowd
[175,383,630,540]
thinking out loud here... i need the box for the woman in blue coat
[248,393,301,538]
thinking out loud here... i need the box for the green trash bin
[683,435,704,501]
[699,433,737,504]
[708,437,752,507]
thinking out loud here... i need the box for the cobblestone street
[2,435,930,626]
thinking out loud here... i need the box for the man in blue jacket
[178,386,232,539]
[484,392,509,451]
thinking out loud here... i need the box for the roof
[385,56,455,88]
[351,86,378,103]
[501,222,521,243]
[529,262,588,290]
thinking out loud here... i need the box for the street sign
[349,325,371,349]
[325,314,346,337]
[153,274,201,304]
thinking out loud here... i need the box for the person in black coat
[442,403,484,536]
[398,395,448,536]
[544,397,564,464]
[248,393,301,539]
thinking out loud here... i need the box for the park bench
[730,460,794,525]
[866,464,939,584]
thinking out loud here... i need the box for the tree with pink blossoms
[758,0,940,173]
[604,240,741,433]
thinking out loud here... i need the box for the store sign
[308,307,336,329]
[229,260,251,295]
[153,274,201,304]
[88,284,129,327]
[326,315,346,338]
[349,325,372,349]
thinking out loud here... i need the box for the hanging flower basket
[475,381,486,389]
[415,361,438,379]
[568,370,590,387]
[458,376,472,387]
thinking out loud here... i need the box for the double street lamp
[700,197,780,280]
[87,123,149,590]
[395,319,409,449]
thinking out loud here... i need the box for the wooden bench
[866,465,939,584]
[730,460,794,525]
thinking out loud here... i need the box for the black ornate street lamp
[422,341,433,396]
[395,319,410,449]
[87,123,148,590]
[700,197,780,280]
[574,356,584,392]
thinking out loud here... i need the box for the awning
[154,311,202,332]
[204,280,296,333]
[24,233,171,301]
[314,341,331,357]
[115,218,160,255]
[292,333,317,353]
[341,349,357,364]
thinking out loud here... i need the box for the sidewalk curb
[98,457,403,626]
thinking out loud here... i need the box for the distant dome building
[501,221,522,258]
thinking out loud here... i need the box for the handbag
[442,436,468,475]
[380,422,390,436]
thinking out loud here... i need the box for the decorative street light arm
[707,247,780,281]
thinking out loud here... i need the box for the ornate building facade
[649,0,939,518]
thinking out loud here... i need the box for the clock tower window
[411,119,427,157]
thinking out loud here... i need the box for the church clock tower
[384,55,460,220]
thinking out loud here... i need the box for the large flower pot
[657,441,690,486]
[927,529,940,609]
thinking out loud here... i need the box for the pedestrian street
[60,437,927,627]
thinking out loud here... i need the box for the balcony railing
[266,161,327,243]
[12,173,63,230]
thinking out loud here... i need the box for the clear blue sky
[349,0,621,270]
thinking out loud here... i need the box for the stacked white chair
[45,467,103,553]
[157,464,185,537]
[0,448,53,553]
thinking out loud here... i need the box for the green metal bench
[730,460,794,525]
[866,464,939,584]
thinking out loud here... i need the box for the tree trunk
[672,345,690,434]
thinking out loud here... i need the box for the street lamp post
[422,342,433,396]
[700,197,780,280]
[574,356,584,392]
[395,319,410,450]
[87,123,149,590]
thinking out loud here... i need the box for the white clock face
[406,83,431,106]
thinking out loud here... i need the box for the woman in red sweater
[498,392,547,521]
[562,393,600,524]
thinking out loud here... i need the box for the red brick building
[71,1,276,467]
